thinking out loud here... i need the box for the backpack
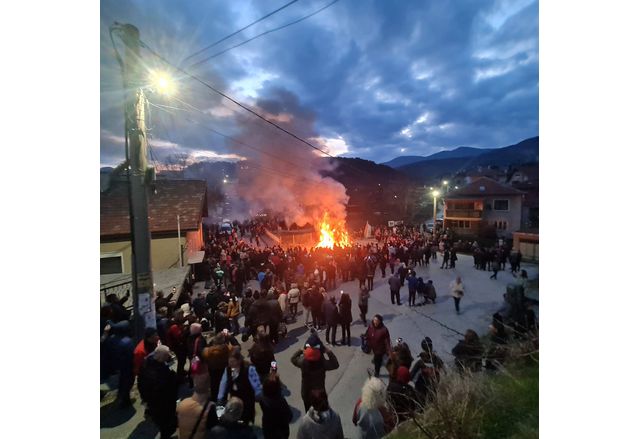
[360,333,371,354]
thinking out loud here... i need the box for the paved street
[101,253,538,438]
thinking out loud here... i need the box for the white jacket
[450,281,465,298]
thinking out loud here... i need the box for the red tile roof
[445,177,524,199]
[101,179,208,238]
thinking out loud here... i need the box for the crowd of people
[100,220,537,438]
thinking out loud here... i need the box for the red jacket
[366,324,391,356]
[133,340,148,376]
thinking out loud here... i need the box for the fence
[100,280,133,310]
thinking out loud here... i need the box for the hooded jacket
[296,407,344,439]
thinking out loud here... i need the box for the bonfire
[315,212,351,249]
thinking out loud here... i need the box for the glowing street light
[431,189,440,234]
[223,179,228,184]
[149,70,176,96]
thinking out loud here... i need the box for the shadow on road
[100,401,136,428]
[127,420,159,439]
[274,325,309,353]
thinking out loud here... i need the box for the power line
[181,0,302,66]
[148,100,329,185]
[187,0,341,69]
[140,40,336,160]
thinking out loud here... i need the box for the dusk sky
[100,0,538,168]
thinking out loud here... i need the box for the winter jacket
[288,287,301,304]
[450,280,465,298]
[352,398,394,439]
[388,276,401,292]
[291,349,339,403]
[208,422,257,439]
[260,394,293,439]
[338,295,353,324]
[137,357,178,411]
[177,396,217,439]
[365,324,391,356]
[133,340,152,376]
[323,301,340,326]
[227,300,240,319]
[407,275,418,291]
[297,408,344,439]
[358,289,370,309]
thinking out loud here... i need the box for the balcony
[445,209,482,219]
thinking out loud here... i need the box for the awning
[187,251,205,265]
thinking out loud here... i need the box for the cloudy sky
[100,0,538,167]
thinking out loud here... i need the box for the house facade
[444,177,524,239]
[100,177,208,275]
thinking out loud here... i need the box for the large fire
[315,212,351,249]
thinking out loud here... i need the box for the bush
[389,343,538,439]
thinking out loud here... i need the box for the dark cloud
[101,0,538,166]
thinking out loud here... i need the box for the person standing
[177,367,217,439]
[259,373,293,439]
[323,297,340,346]
[352,377,395,439]
[358,286,370,326]
[137,346,179,439]
[297,390,344,439]
[386,366,418,423]
[202,333,230,398]
[407,271,418,307]
[366,256,376,291]
[378,254,388,279]
[226,295,241,335]
[449,249,458,269]
[440,248,450,269]
[217,351,263,425]
[133,327,160,377]
[489,257,500,280]
[388,273,402,306]
[288,283,301,318]
[365,315,392,378]
[450,276,465,314]
[291,333,340,412]
[338,291,353,346]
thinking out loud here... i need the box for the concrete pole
[433,194,437,234]
[177,214,183,267]
[120,23,156,341]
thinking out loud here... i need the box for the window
[450,220,471,229]
[101,254,123,275]
[494,220,508,230]
[494,199,509,211]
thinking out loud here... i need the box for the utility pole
[119,23,156,341]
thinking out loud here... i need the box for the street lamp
[149,69,176,96]
[443,180,450,193]
[432,190,440,234]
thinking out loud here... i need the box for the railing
[100,280,133,310]
[445,209,482,218]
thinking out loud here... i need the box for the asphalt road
[100,253,538,438]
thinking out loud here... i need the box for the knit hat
[396,366,411,385]
[304,347,322,362]
[222,397,244,423]
[190,323,202,335]
[153,345,171,363]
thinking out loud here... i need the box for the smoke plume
[232,88,349,227]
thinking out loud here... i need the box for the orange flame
[315,212,351,249]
